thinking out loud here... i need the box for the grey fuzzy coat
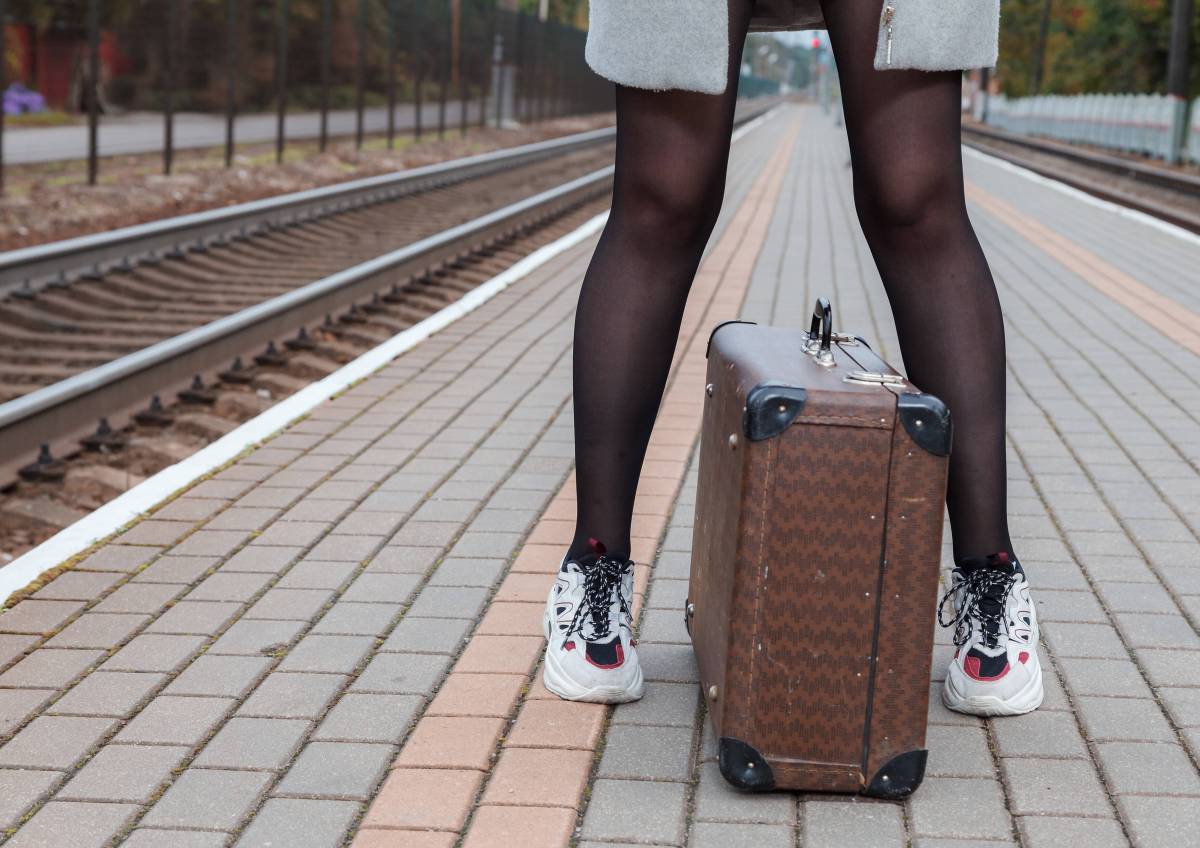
[585,0,1001,95]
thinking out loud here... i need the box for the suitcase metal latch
[844,370,906,387]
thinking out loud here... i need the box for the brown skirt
[749,0,826,31]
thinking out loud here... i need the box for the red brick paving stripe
[351,110,803,847]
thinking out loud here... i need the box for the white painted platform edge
[963,144,1200,249]
[0,104,780,605]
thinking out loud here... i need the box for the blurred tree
[998,0,1199,96]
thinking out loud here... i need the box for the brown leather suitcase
[685,297,951,799]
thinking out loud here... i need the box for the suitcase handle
[805,297,835,367]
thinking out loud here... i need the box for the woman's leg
[819,0,1013,566]
[821,0,1043,715]
[567,1,755,563]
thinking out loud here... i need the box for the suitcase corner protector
[863,748,928,799]
[717,737,776,791]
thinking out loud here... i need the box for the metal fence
[0,0,613,190]
[979,92,1200,165]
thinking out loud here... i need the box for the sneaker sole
[541,607,645,704]
[941,652,1044,717]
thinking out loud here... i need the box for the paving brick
[32,571,123,601]
[313,693,422,744]
[161,654,272,698]
[115,695,235,745]
[463,805,576,848]
[1056,657,1153,699]
[277,634,375,674]
[0,769,60,828]
[0,689,54,734]
[1076,695,1177,742]
[210,618,307,655]
[991,710,1088,758]
[0,600,84,634]
[1017,816,1128,848]
[312,602,401,636]
[0,633,37,667]
[580,779,687,845]
[924,725,996,777]
[1116,795,1200,848]
[206,507,281,531]
[427,673,525,718]
[1000,758,1112,816]
[396,716,505,770]
[0,715,115,769]
[1043,622,1129,659]
[58,744,188,802]
[251,521,331,548]
[342,573,422,604]
[239,672,346,719]
[1136,649,1200,688]
[475,601,541,636]
[132,555,218,584]
[45,614,145,651]
[50,671,165,718]
[597,724,693,780]
[276,741,394,799]
[187,571,274,602]
[246,588,335,620]
[1095,582,1179,614]
[75,545,161,573]
[119,520,194,546]
[1095,740,1200,795]
[3,800,138,848]
[222,545,303,573]
[236,487,305,509]
[428,558,507,587]
[689,821,793,848]
[381,616,472,653]
[352,653,450,695]
[194,716,310,770]
[407,586,491,619]
[507,698,606,750]
[1159,687,1200,728]
[454,635,543,675]
[170,529,250,558]
[276,561,358,590]
[639,643,700,683]
[234,798,360,848]
[308,535,385,562]
[104,634,206,672]
[0,648,103,688]
[147,600,241,635]
[368,545,441,573]
[122,830,229,848]
[1115,612,1200,650]
[908,776,1011,839]
[143,768,273,830]
[154,498,228,522]
[481,746,591,808]
[360,767,483,830]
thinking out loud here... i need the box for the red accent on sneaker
[564,641,576,652]
[994,551,1010,565]
[585,641,625,670]
[964,654,1010,681]
[588,537,607,555]
[1018,651,1030,665]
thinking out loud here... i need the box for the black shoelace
[937,566,1019,650]
[561,555,633,648]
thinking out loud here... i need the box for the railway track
[962,122,1200,233]
[0,99,779,560]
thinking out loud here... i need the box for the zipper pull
[881,3,895,66]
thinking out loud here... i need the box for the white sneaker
[940,551,1044,717]
[541,537,644,703]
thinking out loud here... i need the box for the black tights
[568,0,1014,568]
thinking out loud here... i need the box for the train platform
[0,100,1197,847]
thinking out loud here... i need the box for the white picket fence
[978,92,1200,164]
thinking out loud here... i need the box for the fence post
[1166,0,1194,164]
[438,0,449,139]
[458,2,467,136]
[481,1,495,128]
[319,0,331,152]
[0,0,6,195]
[87,0,100,185]
[414,0,424,141]
[356,0,366,149]
[163,0,178,175]
[387,0,398,147]
[225,0,237,167]
[276,0,289,164]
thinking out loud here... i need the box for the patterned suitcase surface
[686,298,950,798]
